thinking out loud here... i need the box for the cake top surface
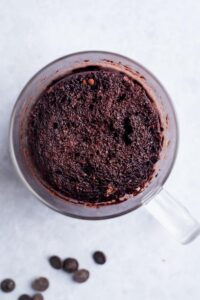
[27,67,162,204]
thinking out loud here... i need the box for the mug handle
[145,189,200,244]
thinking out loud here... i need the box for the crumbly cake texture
[27,67,163,204]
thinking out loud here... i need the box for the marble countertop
[0,0,200,299]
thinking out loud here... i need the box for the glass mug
[10,51,200,244]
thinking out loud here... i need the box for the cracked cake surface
[27,67,163,204]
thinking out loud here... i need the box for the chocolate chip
[49,256,62,269]
[93,251,106,264]
[63,258,79,273]
[32,293,44,300]
[73,269,90,283]
[0,278,15,292]
[18,295,32,300]
[32,277,49,292]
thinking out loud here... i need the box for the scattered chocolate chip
[73,269,90,283]
[32,293,44,300]
[93,251,106,264]
[88,78,94,86]
[18,295,32,300]
[63,258,79,273]
[32,277,49,292]
[0,278,16,292]
[49,256,62,269]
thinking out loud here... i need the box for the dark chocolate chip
[93,251,106,264]
[18,295,32,300]
[32,277,49,292]
[73,269,90,283]
[63,258,79,273]
[32,293,44,300]
[49,256,62,269]
[0,278,15,292]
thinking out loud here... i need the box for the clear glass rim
[9,50,179,220]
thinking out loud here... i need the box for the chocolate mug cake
[12,52,199,244]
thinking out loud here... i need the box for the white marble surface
[0,0,200,299]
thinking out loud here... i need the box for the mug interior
[10,51,178,219]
